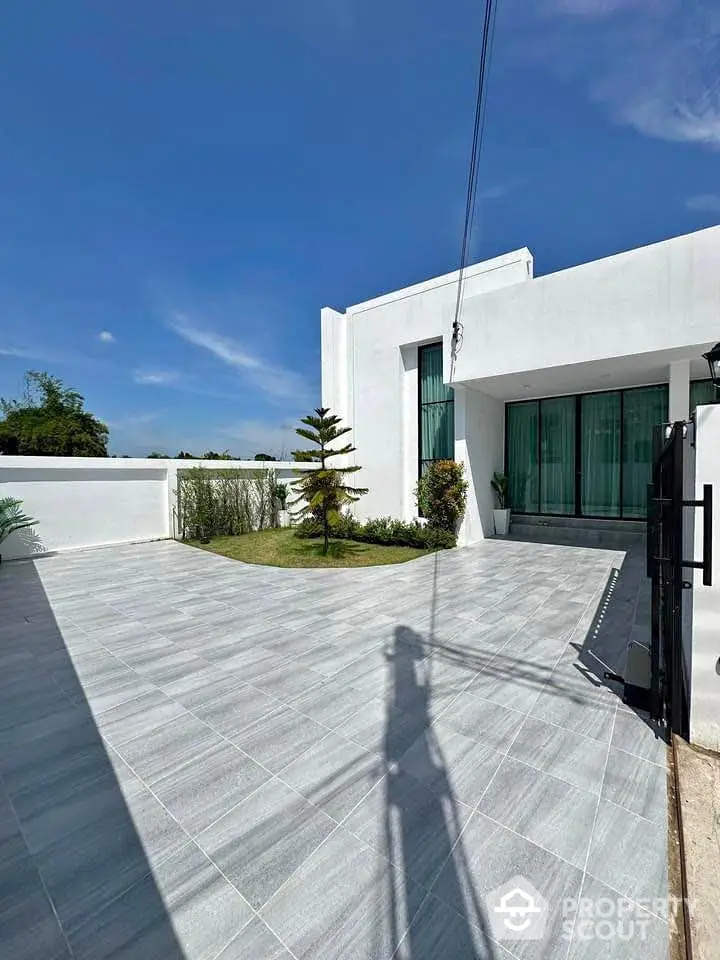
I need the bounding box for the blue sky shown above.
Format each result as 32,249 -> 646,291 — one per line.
1,0 -> 718,456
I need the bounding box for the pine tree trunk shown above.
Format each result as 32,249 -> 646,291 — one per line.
321,442 -> 328,555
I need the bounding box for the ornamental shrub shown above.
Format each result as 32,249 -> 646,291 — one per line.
293,514 -> 456,550
415,460 -> 468,533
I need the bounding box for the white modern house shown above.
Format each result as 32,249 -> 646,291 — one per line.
321,224 -> 720,546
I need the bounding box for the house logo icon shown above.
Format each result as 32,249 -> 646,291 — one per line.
486,875 -> 548,941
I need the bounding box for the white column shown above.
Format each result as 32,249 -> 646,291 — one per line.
454,385 -> 473,546
690,404 -> 720,750
669,359 -> 690,422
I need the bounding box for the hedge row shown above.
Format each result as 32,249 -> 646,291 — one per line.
294,514 -> 456,550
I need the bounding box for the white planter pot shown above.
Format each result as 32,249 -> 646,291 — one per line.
278,510 -> 291,528
493,509 -> 511,536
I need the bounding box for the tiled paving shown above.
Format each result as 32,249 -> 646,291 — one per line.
0,537 -> 669,959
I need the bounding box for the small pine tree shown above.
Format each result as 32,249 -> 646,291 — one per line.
290,407 -> 368,555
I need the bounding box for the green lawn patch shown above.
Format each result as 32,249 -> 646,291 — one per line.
187,527 -> 431,568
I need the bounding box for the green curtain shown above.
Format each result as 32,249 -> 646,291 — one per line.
419,344 -> 454,467
507,402 -> 539,512
581,392 -> 620,517
690,379 -> 718,413
420,344 -> 452,403
622,385 -> 668,519
540,396 -> 575,514
420,402 -> 454,466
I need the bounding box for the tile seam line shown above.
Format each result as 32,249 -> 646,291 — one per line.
254,757 -> 413,928
46,600 -> 631,767
561,698 -> 619,960
0,767 -> 76,959
69,618 -> 346,803
397,679 -> 544,957
61,622 -> 351,900
105,709 -> 338,843
424,639 -> 601,921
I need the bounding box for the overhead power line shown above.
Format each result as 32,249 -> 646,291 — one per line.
450,0 -> 499,376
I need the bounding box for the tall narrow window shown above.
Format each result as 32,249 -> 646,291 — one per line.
622,385 -> 668,518
507,401 -> 539,512
419,343 -> 454,474
581,392 -> 621,517
540,396 -> 575,514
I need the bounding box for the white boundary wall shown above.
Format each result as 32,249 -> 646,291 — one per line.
0,457 -> 314,561
690,404 -> 720,750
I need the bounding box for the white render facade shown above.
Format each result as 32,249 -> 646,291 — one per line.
321,224 -> 720,546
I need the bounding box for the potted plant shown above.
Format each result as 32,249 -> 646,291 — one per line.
273,482 -> 290,527
491,472 -> 511,536
0,497 -> 38,562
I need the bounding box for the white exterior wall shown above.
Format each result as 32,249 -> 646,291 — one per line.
321,225 -> 720,545
451,226 -> 720,387
321,250 -> 532,529
690,404 -> 720,751
0,458 -> 311,561
454,386 -> 505,543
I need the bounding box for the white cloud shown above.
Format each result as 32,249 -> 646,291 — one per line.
98,330 -> 115,343
686,194 -> 720,212
0,344 -> 78,364
107,412 -> 162,429
133,370 -> 180,386
169,314 -> 311,403
0,346 -> 37,359
478,184 -> 512,202
548,0 -> 654,16
518,0 -> 720,148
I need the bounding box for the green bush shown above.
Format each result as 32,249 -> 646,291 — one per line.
293,514 -> 455,550
177,467 -> 278,540
415,460 -> 468,532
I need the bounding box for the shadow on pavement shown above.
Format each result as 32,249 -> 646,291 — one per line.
0,559 -> 186,959
381,623 -> 497,959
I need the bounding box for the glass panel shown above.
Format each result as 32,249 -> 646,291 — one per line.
420,401 -> 454,461
690,379 -> 718,412
507,402 -> 539,512
540,397 -> 575,514
419,344 -> 452,403
622,386 -> 668,519
581,392 -> 620,517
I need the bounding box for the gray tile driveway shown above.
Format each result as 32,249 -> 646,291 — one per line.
0,537 -> 669,960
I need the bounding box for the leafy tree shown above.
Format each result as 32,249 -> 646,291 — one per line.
176,451 -> 196,459
202,450 -> 234,460
253,453 -> 277,461
146,451 -> 169,459
0,371 -> 109,457
290,407 -> 367,555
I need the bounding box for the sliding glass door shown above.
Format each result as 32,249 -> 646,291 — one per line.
507,384 -> 668,519
540,396 -> 575,514
622,386 -> 668,518
581,392 -> 621,517
507,402 -> 538,512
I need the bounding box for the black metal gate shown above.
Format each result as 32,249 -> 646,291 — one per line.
647,421 -> 713,737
